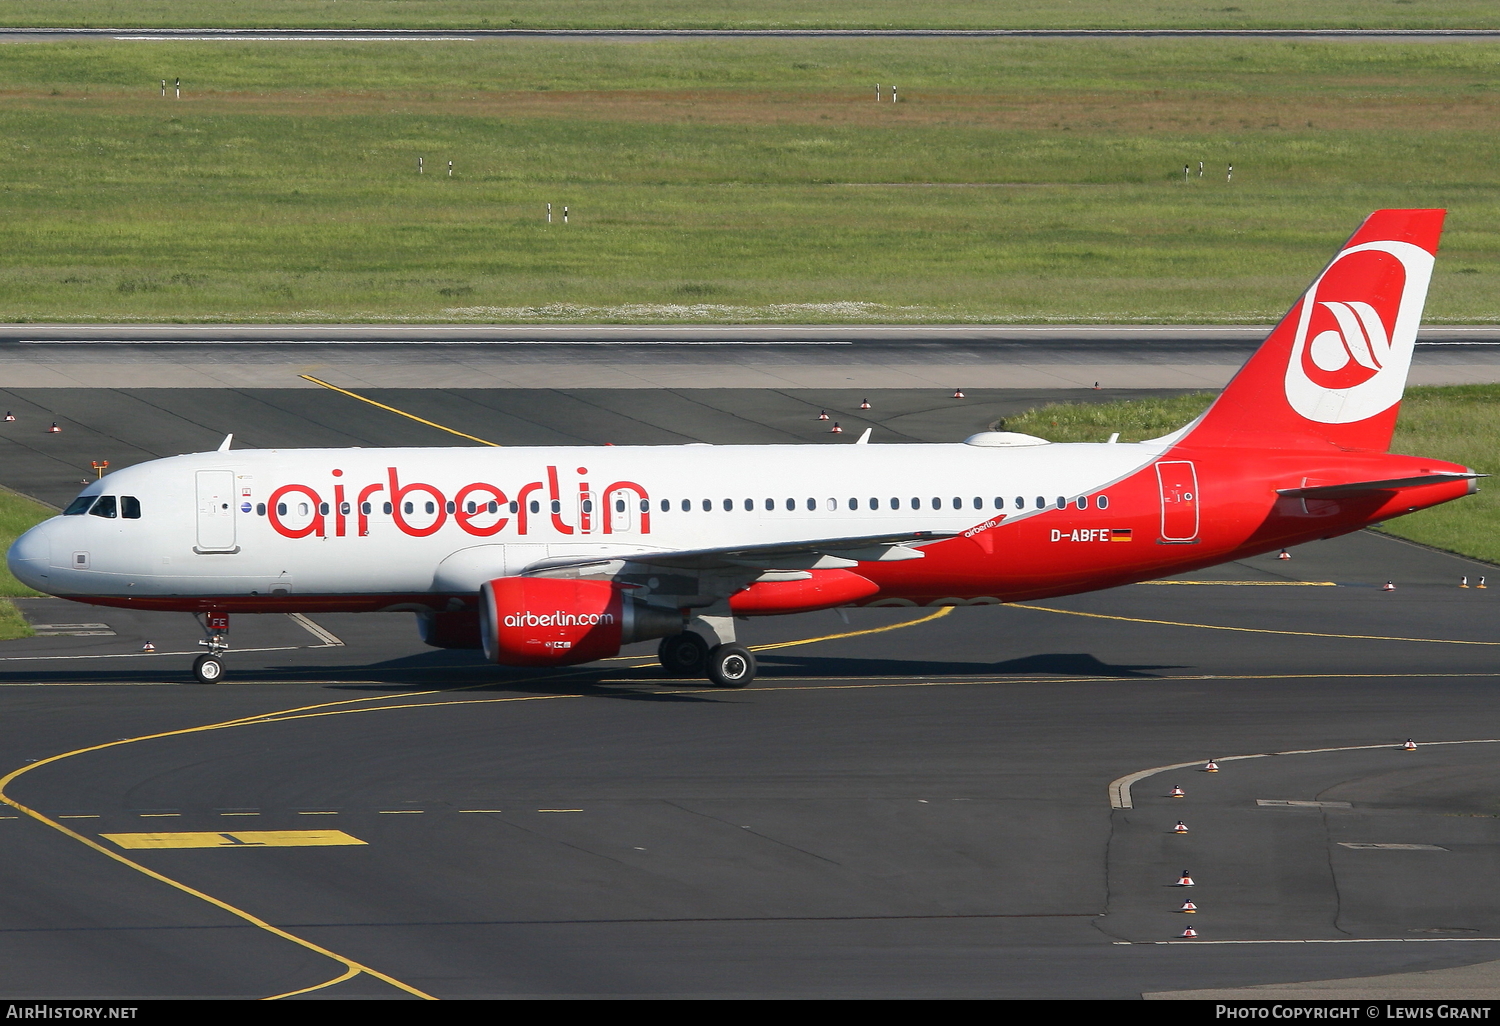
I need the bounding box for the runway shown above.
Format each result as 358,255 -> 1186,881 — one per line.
1,325 -> 1499,395
4,372 -> 1500,997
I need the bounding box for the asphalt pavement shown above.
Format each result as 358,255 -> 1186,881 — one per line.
3,370 -> 1500,997
4,533 -> 1500,997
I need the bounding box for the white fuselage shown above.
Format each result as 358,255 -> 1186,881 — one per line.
9,440 -> 1160,603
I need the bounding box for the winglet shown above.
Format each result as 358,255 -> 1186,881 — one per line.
855,428 -> 872,445
217,433 -> 233,452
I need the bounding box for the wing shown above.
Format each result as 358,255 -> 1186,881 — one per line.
523,529 -> 957,576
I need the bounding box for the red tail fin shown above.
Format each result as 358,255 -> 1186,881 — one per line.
1181,209 -> 1444,452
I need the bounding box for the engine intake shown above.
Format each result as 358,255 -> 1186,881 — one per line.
480,577 -> 684,666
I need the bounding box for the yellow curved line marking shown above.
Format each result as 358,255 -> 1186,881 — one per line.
0,767 -> 433,999
299,374 -> 500,447
596,607 -> 952,662
0,608 -> 951,997
1010,602 -> 1500,646
262,963 -> 362,1001
749,606 -> 953,652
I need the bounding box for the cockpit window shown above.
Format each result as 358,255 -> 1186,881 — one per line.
88,495 -> 117,519
120,496 -> 141,519
63,495 -> 95,516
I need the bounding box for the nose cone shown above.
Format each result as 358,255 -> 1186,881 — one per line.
7,521 -> 52,593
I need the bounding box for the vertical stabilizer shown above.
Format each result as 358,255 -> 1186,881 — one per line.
1180,209 -> 1444,452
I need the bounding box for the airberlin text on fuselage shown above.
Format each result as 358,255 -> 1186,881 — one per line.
266,466 -> 650,540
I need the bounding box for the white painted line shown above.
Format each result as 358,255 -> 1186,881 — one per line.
1109,738 -> 1500,808
18,339 -> 855,346
1127,937 -> 1500,945
1257,799 -> 1352,808
1340,842 -> 1446,851
287,613 -> 344,648
0,644 -> 306,662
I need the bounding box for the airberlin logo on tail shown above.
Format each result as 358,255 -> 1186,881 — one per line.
1284,240 -> 1435,425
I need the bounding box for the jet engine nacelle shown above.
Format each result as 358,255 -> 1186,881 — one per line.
480,577 -> 684,666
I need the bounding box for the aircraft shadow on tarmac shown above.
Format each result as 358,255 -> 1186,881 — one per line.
0,648 -> 1182,690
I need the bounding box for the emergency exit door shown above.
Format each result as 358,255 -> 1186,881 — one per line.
195,470 -> 238,552
1155,461 -> 1200,543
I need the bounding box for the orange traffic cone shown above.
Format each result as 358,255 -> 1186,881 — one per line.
1204,760 -> 1220,772
817,410 -> 829,421
1461,576 -> 1470,588
3,412 -> 14,422
830,422 -> 843,434
1176,870 -> 1195,887
1278,549 -> 1290,560
1180,926 -> 1198,938
47,422 -> 60,433
1480,576 -> 1489,589
1178,899 -> 1197,913
952,388 -> 965,399
859,398 -> 871,410
1169,785 -> 1185,798
141,642 -> 155,653
1403,739 -> 1417,752
1173,821 -> 1189,834
1382,581 -> 1396,592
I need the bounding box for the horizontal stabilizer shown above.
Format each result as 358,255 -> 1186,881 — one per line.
1276,472 -> 1482,499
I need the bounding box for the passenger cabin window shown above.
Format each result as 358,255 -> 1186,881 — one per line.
88,495 -> 117,519
1097,495 -> 1110,509
63,495 -> 94,516
121,496 -> 141,519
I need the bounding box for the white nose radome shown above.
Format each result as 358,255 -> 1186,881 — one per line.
7,521 -> 53,592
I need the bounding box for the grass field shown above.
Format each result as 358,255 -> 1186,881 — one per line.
1,37 -> 1498,323
0,489 -> 53,641
1006,386 -> 1500,565
3,1 -> 1498,31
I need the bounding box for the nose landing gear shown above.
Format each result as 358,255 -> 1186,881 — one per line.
193,610 -> 230,684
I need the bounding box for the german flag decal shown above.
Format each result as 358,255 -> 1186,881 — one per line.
1110,529 -> 1134,542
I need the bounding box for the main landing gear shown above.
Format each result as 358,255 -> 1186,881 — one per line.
192,610 -> 230,684
657,625 -> 757,688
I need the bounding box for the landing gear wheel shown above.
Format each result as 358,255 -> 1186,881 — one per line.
706,644 -> 756,688
192,654 -> 225,684
658,632 -> 708,677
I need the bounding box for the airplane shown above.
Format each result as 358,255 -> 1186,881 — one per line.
6,209 -> 1479,686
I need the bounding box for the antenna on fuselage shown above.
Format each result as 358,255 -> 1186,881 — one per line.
217,433 -> 233,452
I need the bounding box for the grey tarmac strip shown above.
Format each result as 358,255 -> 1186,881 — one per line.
4,28 -> 1500,41
1,324 -> 1498,389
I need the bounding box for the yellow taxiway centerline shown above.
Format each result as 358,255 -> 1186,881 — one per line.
299,374 -> 500,447
0,607 -> 952,999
